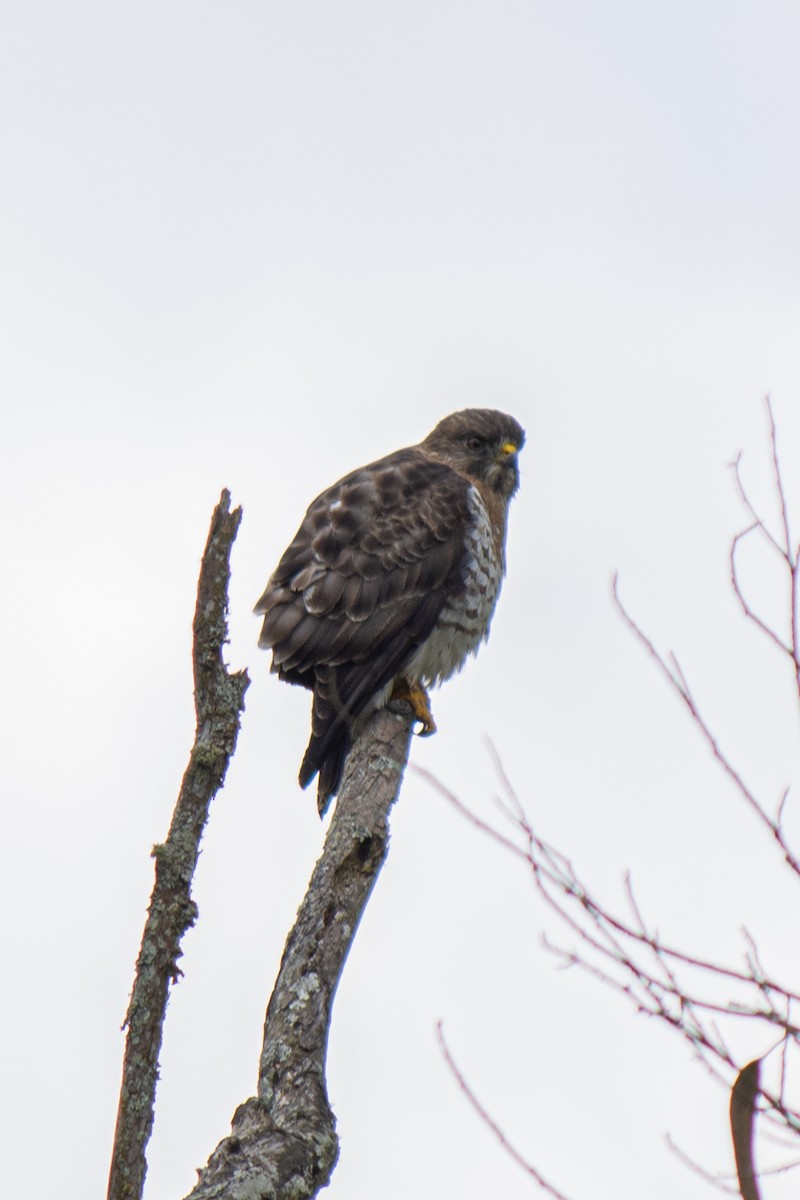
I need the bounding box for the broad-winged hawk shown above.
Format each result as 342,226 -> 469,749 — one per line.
255,408 -> 524,813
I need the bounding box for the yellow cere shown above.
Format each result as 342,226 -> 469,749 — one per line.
500,442 -> 518,455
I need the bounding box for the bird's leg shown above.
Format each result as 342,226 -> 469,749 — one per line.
390,677 -> 437,736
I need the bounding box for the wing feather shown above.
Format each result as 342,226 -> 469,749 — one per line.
255,447 -> 472,799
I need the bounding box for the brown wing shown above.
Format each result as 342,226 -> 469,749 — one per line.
254,447 -> 471,802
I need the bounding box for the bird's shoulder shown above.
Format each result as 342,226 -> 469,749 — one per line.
269,447 -> 473,587
254,446 -> 478,662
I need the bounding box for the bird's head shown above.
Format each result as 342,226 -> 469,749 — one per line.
422,408 -> 525,498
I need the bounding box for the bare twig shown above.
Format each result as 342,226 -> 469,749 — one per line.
765,395 -> 795,575
107,490 -> 250,1200
664,1134 -> 740,1195
729,397 -> 800,702
436,1023 -> 577,1200
729,520 -> 792,658
425,758 -> 800,1144
765,394 -> 800,702
421,768 -> 800,1007
612,576 -> 800,878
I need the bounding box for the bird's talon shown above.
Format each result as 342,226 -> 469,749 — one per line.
391,678 -> 437,737
414,716 -> 437,738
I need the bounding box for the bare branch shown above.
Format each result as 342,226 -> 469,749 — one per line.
766,395 -> 800,703
424,767 -> 800,1006
729,451 -> 785,561
412,763 -> 531,864
425,756 -> 800,1149
436,1023 -> 577,1200
729,399 -> 800,702
730,524 -> 793,657
613,576 -> 800,878
108,490 -> 250,1200
765,395 -> 794,570
184,703 -> 415,1200
664,1134 -> 741,1196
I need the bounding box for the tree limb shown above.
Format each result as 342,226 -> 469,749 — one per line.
184,702 -> 414,1200
107,489 -> 250,1200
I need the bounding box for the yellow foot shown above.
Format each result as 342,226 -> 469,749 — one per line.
390,678 -> 437,736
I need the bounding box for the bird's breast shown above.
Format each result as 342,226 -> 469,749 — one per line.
407,486 -> 505,685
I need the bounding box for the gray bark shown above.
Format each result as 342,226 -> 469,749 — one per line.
184,703 -> 414,1200
107,490 -> 250,1200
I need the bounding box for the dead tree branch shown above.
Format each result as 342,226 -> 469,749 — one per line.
184,702 -> 414,1200
108,489 -> 250,1200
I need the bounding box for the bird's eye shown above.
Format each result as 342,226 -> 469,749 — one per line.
465,435 -> 484,451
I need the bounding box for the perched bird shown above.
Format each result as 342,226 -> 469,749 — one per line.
255,408 -> 525,814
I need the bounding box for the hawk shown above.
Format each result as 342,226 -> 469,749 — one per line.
255,408 -> 524,814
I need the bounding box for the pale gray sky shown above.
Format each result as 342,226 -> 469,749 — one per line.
2,3 -> 800,1198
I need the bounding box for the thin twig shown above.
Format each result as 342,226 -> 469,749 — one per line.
612,576 -> 800,878
729,451 -> 785,560
436,1023 -> 577,1200
730,398 -> 800,703
730,524 -> 792,657
765,395 -> 794,571
425,760 -> 800,1140
664,1133 -> 740,1196
765,394 -> 800,701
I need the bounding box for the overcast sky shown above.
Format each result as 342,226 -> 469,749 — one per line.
3,3 -> 800,1198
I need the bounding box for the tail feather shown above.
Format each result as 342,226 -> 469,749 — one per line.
299,668 -> 354,816
300,730 -> 351,817
298,643 -> 412,815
